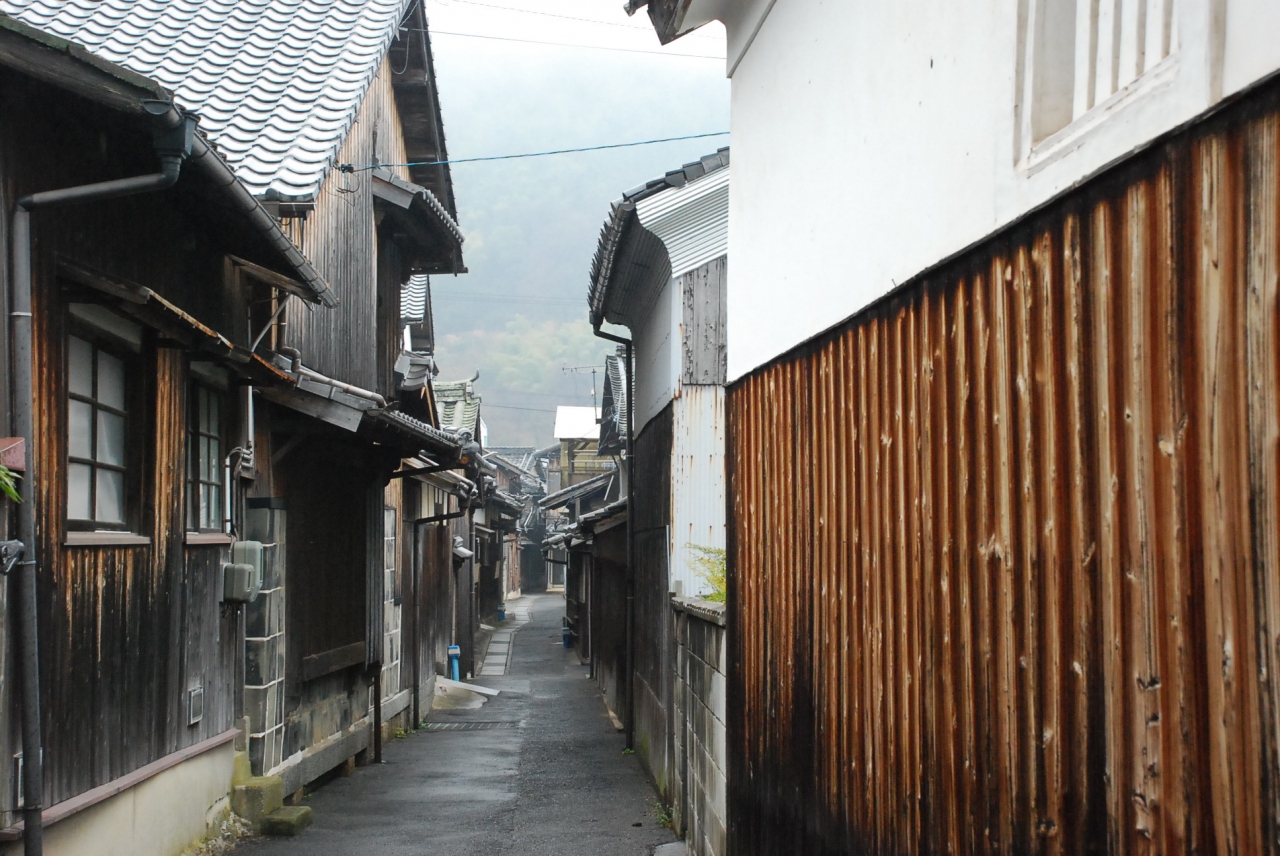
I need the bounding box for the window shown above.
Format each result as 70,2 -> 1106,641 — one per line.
1022,0 -> 1177,152
187,385 -> 225,532
385,506 -> 399,605
67,335 -> 130,529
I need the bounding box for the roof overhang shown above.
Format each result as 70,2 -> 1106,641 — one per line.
0,13 -> 336,307
372,168 -> 465,275
588,149 -> 729,329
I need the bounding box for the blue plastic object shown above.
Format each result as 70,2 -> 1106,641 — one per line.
497,603 -> 506,621
447,644 -> 461,681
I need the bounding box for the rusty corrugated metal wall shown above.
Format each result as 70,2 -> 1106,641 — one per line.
726,86 -> 1280,856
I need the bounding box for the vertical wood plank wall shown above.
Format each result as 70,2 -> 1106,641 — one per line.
281,59 -> 409,392
726,90 -> 1280,856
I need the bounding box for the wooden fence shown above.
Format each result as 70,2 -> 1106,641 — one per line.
727,84 -> 1280,856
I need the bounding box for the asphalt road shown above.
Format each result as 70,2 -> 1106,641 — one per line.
236,592 -> 674,856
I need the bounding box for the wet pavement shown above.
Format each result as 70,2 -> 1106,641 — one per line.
236,592 -> 675,856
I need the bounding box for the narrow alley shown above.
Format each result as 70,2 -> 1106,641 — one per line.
237,594 -> 675,856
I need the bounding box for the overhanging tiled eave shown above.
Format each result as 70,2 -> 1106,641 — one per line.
372,167 -> 465,275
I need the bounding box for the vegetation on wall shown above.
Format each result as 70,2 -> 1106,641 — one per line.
687,544 -> 726,603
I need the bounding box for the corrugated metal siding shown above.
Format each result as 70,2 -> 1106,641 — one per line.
635,166 -> 729,280
726,88 -> 1280,856
671,386 -> 726,597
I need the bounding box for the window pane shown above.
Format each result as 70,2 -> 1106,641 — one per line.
67,463 -> 92,519
97,411 -> 125,466
204,485 -> 221,530
68,337 -> 93,397
97,351 -> 125,410
96,469 -> 125,524
68,400 -> 93,459
208,437 -> 222,482
207,391 -> 220,434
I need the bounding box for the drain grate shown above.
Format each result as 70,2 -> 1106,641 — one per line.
423,720 -> 522,732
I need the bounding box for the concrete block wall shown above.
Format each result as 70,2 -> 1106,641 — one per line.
244,506 -> 287,776
672,598 -> 727,856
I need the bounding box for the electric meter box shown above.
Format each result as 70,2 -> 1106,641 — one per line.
222,540 -> 263,603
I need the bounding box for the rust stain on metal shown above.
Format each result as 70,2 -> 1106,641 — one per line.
725,88 -> 1280,855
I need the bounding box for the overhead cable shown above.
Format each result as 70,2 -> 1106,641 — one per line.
339,131 -> 728,172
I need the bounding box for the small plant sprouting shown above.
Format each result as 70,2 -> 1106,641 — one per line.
0,464 -> 21,504
654,800 -> 674,829
622,748 -> 635,755
686,543 -> 726,603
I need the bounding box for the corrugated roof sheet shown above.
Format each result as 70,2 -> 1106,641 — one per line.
634,163 -> 728,279
0,0 -> 411,199
588,148 -> 729,328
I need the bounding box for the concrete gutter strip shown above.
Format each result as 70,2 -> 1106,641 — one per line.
0,728 -> 240,840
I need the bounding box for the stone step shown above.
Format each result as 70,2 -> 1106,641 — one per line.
260,805 -> 313,837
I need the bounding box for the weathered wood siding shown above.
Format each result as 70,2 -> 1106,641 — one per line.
726,84 -> 1280,855
31,317 -> 239,807
682,256 -> 727,386
282,59 -> 410,393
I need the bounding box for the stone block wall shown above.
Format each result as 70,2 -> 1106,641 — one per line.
245,505 -> 287,776
671,597 -> 727,856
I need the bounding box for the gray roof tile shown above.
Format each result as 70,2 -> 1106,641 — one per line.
0,0 -> 410,198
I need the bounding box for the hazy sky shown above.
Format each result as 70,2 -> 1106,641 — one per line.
420,0 -> 730,446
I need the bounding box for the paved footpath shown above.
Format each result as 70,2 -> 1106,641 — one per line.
237,592 -> 675,856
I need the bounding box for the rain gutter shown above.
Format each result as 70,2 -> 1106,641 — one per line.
9,105 -> 198,856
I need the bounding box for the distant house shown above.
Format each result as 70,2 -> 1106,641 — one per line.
550,405 -> 610,491
630,2 -> 1280,854
0,2 -> 473,853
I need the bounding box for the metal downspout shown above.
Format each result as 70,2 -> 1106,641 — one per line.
10,122 -> 191,855
593,326 -> 634,750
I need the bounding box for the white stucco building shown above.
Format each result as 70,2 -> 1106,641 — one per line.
633,0 -> 1280,378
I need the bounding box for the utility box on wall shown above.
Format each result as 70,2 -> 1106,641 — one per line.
223,540 -> 263,602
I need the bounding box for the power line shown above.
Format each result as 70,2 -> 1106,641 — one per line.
421,29 -> 725,60
428,0 -> 721,40
340,130 -> 728,171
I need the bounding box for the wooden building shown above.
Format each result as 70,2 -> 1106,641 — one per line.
0,3 -> 473,854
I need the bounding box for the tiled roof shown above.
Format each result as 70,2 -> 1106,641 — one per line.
0,0 -> 410,198
394,350 -> 435,391
402,274 -> 429,323
434,378 -> 481,436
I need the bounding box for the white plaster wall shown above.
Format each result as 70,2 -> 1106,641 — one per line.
669,387 -> 726,598
0,743 -> 236,856
718,0 -> 1280,379
632,274 -> 682,433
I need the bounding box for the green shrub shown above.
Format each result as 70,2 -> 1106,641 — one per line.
686,544 -> 726,603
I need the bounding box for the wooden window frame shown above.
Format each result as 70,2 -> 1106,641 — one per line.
186,382 -> 227,534
65,329 -> 140,533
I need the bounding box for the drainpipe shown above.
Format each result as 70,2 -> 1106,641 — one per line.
593,326 -> 634,750
10,106 -> 197,856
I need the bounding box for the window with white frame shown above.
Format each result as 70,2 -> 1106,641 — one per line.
187,384 -> 225,532
66,334 -> 131,529
1024,0 -> 1177,151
